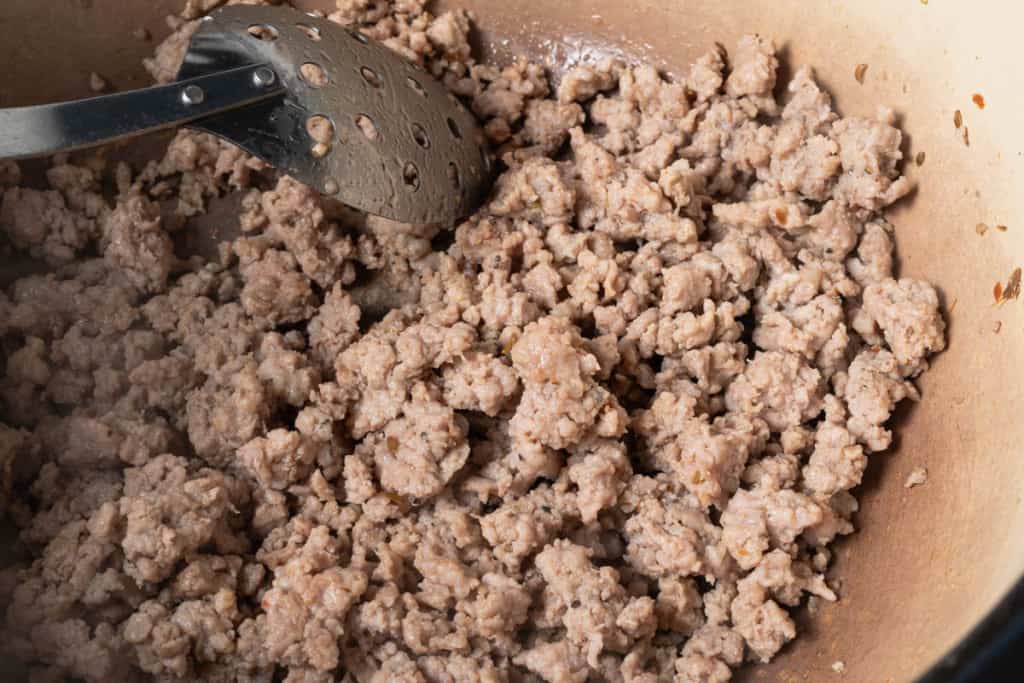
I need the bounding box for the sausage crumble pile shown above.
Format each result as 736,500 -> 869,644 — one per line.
0,1 -> 945,681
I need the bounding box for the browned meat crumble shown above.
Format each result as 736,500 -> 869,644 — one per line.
0,2 -> 944,681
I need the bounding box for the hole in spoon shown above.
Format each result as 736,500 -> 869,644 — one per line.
447,117 -> 462,140
247,24 -> 278,41
360,66 -> 382,88
403,162 -> 421,191
300,62 -> 328,88
355,115 -> 378,141
307,115 -> 334,143
447,162 -> 462,190
350,30 -> 369,44
306,115 -> 335,157
411,123 -> 430,149
296,23 -> 321,41
407,77 -> 427,97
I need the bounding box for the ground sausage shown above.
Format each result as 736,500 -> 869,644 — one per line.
0,5 -> 943,682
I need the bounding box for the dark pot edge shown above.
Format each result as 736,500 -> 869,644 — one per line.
918,571 -> 1024,682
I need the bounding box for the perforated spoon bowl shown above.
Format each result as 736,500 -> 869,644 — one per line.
0,5 -> 492,224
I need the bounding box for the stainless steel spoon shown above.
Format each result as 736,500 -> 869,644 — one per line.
0,5 -> 492,225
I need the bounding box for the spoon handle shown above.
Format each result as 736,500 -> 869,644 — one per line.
0,63 -> 284,160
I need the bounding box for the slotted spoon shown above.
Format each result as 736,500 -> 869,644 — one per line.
0,4 -> 492,224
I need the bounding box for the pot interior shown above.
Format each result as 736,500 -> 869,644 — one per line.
2,1 -> 1023,681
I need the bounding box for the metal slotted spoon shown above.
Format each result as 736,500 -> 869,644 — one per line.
0,5 -> 492,224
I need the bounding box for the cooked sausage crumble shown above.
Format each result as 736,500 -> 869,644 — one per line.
0,2 -> 944,681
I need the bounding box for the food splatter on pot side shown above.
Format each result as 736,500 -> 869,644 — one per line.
0,1 -> 945,681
